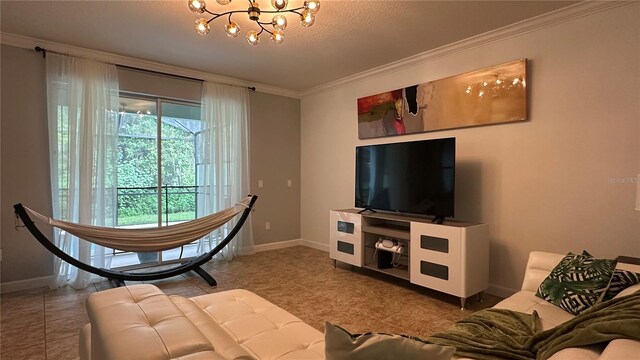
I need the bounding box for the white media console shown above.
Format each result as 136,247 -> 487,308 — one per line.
329,209 -> 489,310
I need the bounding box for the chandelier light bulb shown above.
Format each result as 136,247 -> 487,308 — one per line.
246,30 -> 260,45
216,0 -> 232,4
195,18 -> 210,35
188,0 -> 206,14
300,9 -> 315,27
224,21 -> 240,37
271,0 -> 288,10
271,30 -> 285,45
272,14 -> 287,31
304,0 -> 320,14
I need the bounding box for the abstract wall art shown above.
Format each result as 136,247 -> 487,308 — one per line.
357,59 -> 528,139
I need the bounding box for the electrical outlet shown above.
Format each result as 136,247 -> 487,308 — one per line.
265,221 -> 271,230
258,180 -> 263,188
287,179 -> 292,187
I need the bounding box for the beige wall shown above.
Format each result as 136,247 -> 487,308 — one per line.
300,4 -> 640,295
249,91 -> 301,245
0,45 -> 301,285
1,45 -> 53,283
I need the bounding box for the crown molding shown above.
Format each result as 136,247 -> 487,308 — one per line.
0,32 -> 302,99
2,1 -> 629,99
300,1 -> 631,97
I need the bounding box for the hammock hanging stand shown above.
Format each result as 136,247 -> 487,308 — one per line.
14,195 -> 257,287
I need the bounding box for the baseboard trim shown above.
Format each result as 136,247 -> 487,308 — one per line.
1,240 -> 323,293
251,238 -> 329,253
300,239 -> 329,252
486,283 -> 518,299
253,239 -> 304,253
0,275 -> 53,294
1,251 -> 517,299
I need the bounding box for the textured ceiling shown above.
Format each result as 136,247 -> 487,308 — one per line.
0,1 -> 576,92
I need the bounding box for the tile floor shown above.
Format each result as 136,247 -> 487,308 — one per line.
0,246 -> 501,359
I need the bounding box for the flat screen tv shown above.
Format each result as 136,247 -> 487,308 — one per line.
355,137 -> 455,220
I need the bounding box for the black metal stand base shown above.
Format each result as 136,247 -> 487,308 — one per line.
193,266 -> 217,286
13,195 -> 257,290
357,207 -> 377,214
110,279 -> 125,288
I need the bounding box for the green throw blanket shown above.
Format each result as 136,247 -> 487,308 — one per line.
426,290 -> 640,360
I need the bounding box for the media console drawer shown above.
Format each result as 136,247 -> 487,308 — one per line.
329,211 -> 362,267
410,222 -> 462,296
410,222 -> 488,301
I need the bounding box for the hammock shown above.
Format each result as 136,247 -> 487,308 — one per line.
14,195 -> 258,287
23,196 -> 252,252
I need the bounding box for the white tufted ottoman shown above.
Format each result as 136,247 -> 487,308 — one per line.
80,285 -> 325,360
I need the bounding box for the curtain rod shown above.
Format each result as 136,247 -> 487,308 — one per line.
34,46 -> 256,91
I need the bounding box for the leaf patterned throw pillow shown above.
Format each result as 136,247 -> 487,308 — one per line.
581,250 -> 640,301
535,252 -> 617,315
602,269 -> 640,301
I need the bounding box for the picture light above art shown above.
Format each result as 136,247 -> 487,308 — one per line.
357,59 -> 528,139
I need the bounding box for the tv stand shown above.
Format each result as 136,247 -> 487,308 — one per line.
357,207 -> 377,214
329,209 -> 488,310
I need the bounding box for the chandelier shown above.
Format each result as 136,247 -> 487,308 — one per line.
188,0 -> 320,46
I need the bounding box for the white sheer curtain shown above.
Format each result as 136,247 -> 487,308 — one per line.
196,82 -> 253,259
46,53 -> 119,289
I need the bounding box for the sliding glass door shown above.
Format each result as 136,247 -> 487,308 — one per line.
112,95 -> 202,269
